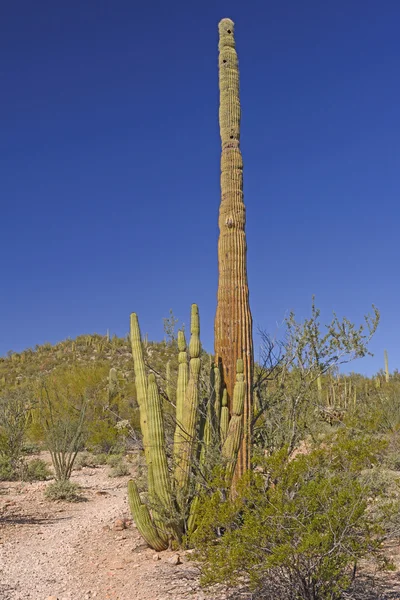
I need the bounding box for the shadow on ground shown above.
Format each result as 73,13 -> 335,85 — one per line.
0,512 -> 72,526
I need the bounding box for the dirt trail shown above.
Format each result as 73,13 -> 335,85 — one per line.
0,459 -> 234,600
2,457 -> 400,600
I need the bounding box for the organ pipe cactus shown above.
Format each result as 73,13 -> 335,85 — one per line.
127,305 -> 246,550
174,305 -> 201,500
214,18 -> 254,482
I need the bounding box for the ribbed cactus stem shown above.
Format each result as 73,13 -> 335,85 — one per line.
222,359 -> 245,483
384,349 -> 389,383
147,374 -> 171,508
220,389 -> 229,442
130,313 -> 154,501
214,18 -> 254,481
317,374 -> 322,402
147,373 -> 179,542
108,367 -> 118,403
127,480 -> 167,551
212,364 -> 222,431
166,360 -> 173,401
174,305 -> 201,501
173,330 -> 189,471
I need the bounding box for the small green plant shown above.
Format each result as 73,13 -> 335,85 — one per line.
75,451 -> 98,469
0,388 -> 33,470
21,442 -> 41,455
93,452 -> 108,465
44,480 -> 82,502
106,453 -> 124,467
22,458 -> 52,481
108,459 -> 130,477
0,456 -> 18,481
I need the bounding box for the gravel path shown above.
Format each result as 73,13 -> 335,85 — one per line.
0,458 -> 236,600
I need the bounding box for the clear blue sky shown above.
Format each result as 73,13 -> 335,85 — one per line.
1,0 -> 399,375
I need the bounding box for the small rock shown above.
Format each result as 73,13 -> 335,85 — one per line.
114,519 -> 125,531
152,553 -> 161,561
167,553 -> 182,566
45,596 -> 59,600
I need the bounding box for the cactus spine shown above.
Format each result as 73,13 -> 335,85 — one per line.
214,18 -> 254,480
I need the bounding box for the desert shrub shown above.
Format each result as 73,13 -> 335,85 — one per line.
75,451 -> 98,469
0,456 -> 18,481
92,452 -> 108,465
0,388 -> 33,469
108,457 -> 130,477
37,365 -> 107,481
191,436 -> 393,600
22,458 -> 52,481
21,442 -> 42,455
86,419 -> 119,453
44,480 -> 82,502
106,453 -> 124,467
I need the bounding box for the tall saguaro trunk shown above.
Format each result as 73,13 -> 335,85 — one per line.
214,18 -> 254,480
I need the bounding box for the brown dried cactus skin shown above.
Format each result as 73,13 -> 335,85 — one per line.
214,18 -> 254,478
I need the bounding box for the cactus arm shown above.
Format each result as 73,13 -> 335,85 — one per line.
173,330 -> 189,474
222,359 -> 245,484
147,374 -> 171,509
127,480 -> 168,551
220,388 -> 229,442
166,360 -> 173,401
174,305 -> 201,501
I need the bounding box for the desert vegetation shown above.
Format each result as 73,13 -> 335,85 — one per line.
2,16 -> 400,600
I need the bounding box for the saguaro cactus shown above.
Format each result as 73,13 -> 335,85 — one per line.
384,349 -> 389,383
214,18 -> 254,478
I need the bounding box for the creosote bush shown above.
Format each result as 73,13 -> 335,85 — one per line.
108,459 -> 130,478
44,480 -> 82,502
190,433 -> 395,600
22,458 -> 52,481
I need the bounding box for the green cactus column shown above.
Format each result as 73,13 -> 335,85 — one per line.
214,18 -> 254,481
384,349 -> 389,383
174,305 -> 201,503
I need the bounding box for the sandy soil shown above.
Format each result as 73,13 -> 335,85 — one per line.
1,455 -> 400,600
0,456 -> 238,600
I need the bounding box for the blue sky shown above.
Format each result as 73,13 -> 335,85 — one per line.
1,0 -> 399,375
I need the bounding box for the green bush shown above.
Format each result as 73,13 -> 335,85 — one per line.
75,451 -> 99,469
21,442 -> 42,455
23,458 -> 52,481
86,419 -> 119,453
0,456 -> 18,481
44,480 -> 82,502
108,458 -> 130,477
191,437 -> 393,600
93,452 -> 108,465
106,453 -> 124,467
